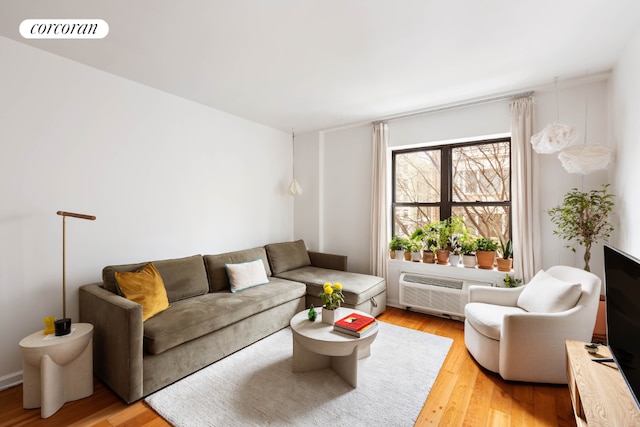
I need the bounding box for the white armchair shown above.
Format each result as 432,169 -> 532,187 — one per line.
464,265 -> 601,384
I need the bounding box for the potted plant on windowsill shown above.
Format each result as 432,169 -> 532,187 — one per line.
459,235 -> 478,268
497,238 -> 513,272
411,226 -> 437,263
476,237 -> 498,270
448,234 -> 462,267
407,240 -> 423,262
388,236 -> 405,260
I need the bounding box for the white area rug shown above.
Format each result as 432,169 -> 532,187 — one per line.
146,321 -> 452,427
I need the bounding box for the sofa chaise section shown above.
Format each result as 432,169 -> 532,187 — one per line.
265,240 -> 387,317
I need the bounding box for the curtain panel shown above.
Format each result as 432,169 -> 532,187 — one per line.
370,122 -> 389,278
509,95 -> 541,282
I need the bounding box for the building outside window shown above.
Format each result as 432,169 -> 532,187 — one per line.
392,136 -> 511,243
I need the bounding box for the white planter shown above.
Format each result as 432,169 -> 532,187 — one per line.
395,250 -> 405,260
411,251 -> 422,262
462,254 -> 477,268
449,254 -> 461,266
321,307 -> 341,325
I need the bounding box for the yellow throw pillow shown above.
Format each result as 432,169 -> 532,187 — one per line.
115,262 -> 170,321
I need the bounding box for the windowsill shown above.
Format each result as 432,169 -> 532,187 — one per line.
387,258 -> 508,285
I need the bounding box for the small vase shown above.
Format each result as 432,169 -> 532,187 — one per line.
322,307 -> 340,325
395,250 -> 405,260
42,316 -> 55,335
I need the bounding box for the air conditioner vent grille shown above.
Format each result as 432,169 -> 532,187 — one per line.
402,274 -> 463,290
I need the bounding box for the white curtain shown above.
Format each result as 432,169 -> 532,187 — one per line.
370,122 -> 388,278
510,95 -> 541,282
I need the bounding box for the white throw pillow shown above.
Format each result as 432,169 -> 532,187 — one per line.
517,270 -> 582,313
225,259 -> 269,293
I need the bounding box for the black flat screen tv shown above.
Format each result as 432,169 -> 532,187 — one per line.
603,244 -> 640,411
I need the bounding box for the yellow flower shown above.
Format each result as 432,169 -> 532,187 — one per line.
325,287 -> 334,295
323,282 -> 332,290
333,282 -> 342,290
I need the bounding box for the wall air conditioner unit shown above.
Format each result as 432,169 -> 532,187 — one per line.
399,272 -> 493,320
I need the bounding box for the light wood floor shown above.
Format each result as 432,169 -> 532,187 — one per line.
0,307 -> 576,427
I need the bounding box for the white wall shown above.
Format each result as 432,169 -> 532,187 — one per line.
295,78 -> 612,280
611,28 -> 640,259
0,36 -> 293,387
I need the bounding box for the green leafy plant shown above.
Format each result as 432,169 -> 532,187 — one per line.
503,274 -> 522,288
411,225 -> 437,253
319,282 -> 344,310
547,184 -> 615,271
388,236 -> 406,251
459,235 -> 478,255
476,237 -> 498,252
499,238 -> 513,259
406,240 -> 423,253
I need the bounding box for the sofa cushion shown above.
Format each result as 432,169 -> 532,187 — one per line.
517,270 -> 582,313
265,240 -> 311,275
274,266 -> 385,306
115,263 -> 170,321
464,302 -> 525,340
142,277 -> 306,355
226,259 -> 270,293
204,247 -> 272,293
103,255 -> 208,303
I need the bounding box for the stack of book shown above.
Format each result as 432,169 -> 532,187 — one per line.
333,312 -> 378,337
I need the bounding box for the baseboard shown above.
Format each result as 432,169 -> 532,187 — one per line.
0,371 -> 22,391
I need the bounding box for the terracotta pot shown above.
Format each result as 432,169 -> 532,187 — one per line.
403,251 -> 412,261
422,251 -> 436,263
436,249 -> 450,265
476,250 -> 496,270
390,250 -> 397,259
497,257 -> 513,272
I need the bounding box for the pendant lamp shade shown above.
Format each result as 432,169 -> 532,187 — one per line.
531,123 -> 579,154
557,144 -> 612,175
287,130 -> 302,196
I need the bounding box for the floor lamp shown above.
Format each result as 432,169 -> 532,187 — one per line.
55,211 -> 96,336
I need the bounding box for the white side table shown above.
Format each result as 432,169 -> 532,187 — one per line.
289,309 -> 378,387
19,322 -> 93,418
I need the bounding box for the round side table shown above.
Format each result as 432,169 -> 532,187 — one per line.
289,308 -> 378,387
19,322 -> 93,418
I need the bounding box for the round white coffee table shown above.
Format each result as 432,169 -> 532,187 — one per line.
19,323 -> 93,418
289,308 -> 378,387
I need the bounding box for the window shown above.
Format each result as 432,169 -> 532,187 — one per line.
392,136 -> 511,242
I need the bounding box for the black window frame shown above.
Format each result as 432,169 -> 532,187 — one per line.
391,136 -> 512,239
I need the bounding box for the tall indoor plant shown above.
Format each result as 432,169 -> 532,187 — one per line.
547,184 -> 615,272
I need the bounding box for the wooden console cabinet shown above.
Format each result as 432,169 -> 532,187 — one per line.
565,339 -> 640,426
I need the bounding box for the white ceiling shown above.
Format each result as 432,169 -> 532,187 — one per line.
1,1 -> 639,133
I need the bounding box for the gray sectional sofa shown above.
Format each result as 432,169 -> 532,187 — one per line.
79,240 -> 386,403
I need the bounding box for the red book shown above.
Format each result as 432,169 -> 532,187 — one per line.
335,312 -> 375,332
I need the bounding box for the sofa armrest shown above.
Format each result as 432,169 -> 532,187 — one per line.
468,285 -> 523,306
308,251 -> 347,271
79,283 -> 144,403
